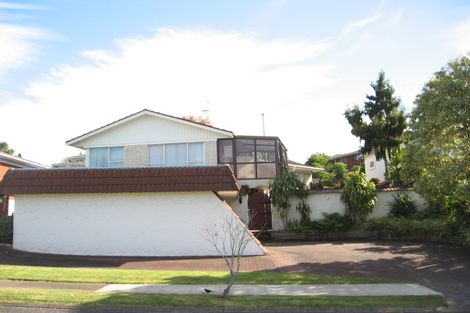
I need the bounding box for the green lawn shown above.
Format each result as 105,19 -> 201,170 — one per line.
0,265 -> 400,284
0,288 -> 447,309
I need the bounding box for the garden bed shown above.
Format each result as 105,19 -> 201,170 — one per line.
272,230 -> 377,241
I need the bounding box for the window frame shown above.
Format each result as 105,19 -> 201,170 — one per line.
217,137 -> 285,180
89,146 -> 124,168
148,142 -> 205,167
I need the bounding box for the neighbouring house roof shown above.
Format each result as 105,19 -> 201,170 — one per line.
0,152 -> 49,169
331,150 -> 362,161
288,160 -> 323,173
66,109 -> 234,147
0,165 -> 239,195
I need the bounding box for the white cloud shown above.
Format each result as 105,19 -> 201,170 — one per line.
0,2 -> 51,79
451,18 -> 470,55
1,28 -> 342,165
0,24 -> 50,77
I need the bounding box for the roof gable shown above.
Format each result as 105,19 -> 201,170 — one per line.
67,109 -> 234,149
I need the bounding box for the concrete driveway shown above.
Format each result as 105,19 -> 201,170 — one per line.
1,241 -> 469,309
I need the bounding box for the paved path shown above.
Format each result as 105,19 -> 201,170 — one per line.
0,279 -> 439,297
97,283 -> 440,296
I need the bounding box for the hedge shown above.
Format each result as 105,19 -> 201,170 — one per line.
366,217 -> 453,239
0,215 -> 13,244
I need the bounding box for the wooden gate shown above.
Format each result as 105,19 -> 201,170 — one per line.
248,191 -> 272,230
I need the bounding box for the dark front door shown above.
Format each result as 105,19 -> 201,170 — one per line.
248,191 -> 272,230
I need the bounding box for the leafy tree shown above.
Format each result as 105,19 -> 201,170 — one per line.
403,55 -> 470,225
345,71 -> 406,162
306,154 -> 348,188
341,170 -> 377,225
306,153 -> 331,168
0,142 -> 14,155
386,147 -> 405,186
181,115 -> 212,126
326,162 -> 348,188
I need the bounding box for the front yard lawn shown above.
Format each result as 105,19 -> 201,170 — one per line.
0,265 -> 400,284
0,288 -> 447,310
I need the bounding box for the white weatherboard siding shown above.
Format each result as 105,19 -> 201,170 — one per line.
77,114 -> 231,148
364,152 -> 387,182
13,192 -> 263,256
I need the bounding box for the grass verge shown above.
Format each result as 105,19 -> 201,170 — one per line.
0,288 -> 447,309
0,265 -> 400,284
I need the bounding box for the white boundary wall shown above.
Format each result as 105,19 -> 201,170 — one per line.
272,190 -> 426,231
13,192 -> 264,256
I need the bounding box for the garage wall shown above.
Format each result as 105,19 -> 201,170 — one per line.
13,192 -> 264,256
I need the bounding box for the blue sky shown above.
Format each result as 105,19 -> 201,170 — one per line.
1,0 -> 469,165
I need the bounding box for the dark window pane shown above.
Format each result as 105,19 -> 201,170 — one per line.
218,139 -> 233,163
257,163 -> 277,178
237,163 -> 256,179
236,139 -> 255,163
256,139 -> 275,162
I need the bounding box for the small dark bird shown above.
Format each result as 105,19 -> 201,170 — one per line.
204,288 -> 213,294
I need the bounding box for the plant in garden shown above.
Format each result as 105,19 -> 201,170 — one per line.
270,170 -> 309,229
341,170 -> 377,225
388,192 -> 418,218
403,55 -> 470,227
199,217 -> 254,297
315,213 -> 352,232
345,71 -> 406,163
366,217 -> 453,239
386,148 -> 406,186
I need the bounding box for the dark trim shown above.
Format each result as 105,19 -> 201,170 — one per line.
212,191 -> 224,201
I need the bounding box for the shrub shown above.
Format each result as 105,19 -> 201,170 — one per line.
287,213 -> 352,233
366,217 -> 453,239
287,219 -> 310,233
388,192 -> 418,218
315,213 -> 352,232
341,170 -> 377,225
0,215 -> 13,243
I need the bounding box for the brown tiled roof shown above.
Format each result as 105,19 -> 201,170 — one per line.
0,166 -> 239,195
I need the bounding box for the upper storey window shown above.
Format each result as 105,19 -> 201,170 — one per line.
89,147 -> 124,168
149,142 -> 204,167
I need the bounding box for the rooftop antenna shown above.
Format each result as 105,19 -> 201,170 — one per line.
262,113 -> 265,136
203,100 -> 210,118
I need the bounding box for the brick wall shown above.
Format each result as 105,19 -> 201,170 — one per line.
204,141 -> 218,166
124,145 -> 149,167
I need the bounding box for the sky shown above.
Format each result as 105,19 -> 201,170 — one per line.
0,0 -> 469,165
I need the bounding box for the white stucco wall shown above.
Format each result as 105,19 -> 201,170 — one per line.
13,192 -> 264,256
226,195 -> 249,225
271,190 -> 426,231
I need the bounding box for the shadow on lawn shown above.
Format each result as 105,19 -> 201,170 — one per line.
0,245 -> 225,268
